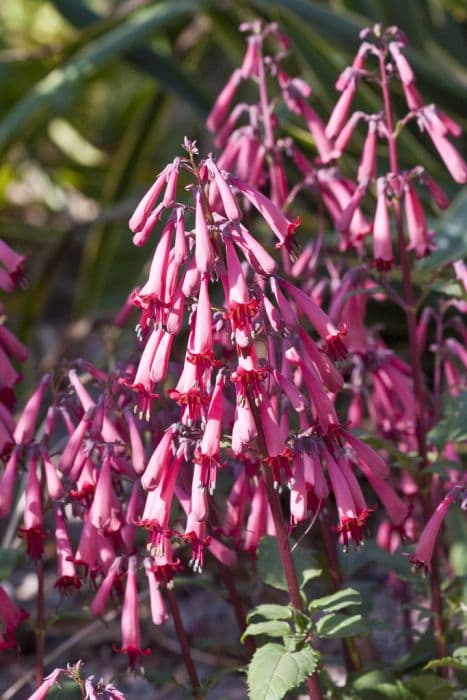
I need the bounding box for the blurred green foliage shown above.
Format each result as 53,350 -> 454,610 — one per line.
0,0 -> 465,376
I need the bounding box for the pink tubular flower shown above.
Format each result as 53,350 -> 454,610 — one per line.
194,187 -> 215,275
91,557 -> 123,617
89,451 -> 114,530
325,73 -> 357,140
115,556 -> 150,669
410,487 -> 461,572
230,177 -> 300,250
0,584 -> 28,650
141,424 -> 177,491
206,157 -> 241,220
207,69 -> 242,131
13,374 -> 50,445
388,42 -> 414,85
0,445 -> 20,517
280,279 -> 347,360
54,506 -> 81,594
373,177 -> 393,270
0,239 -> 27,289
25,668 -> 65,700
357,120 -> 377,183
404,183 -> 434,257
144,558 -> 168,624
18,449 -> 47,560
129,165 -> 170,234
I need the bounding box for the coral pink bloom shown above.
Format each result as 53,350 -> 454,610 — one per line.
13,374 -> 50,445
0,584 -> 28,650
224,236 -> 258,347
290,454 -> 307,524
280,279 -> 347,360
0,446 -> 20,517
68,370 -> 123,445
410,487 -> 460,572
25,668 -> 65,700
124,409 -> 146,475
404,183 -> 434,257
144,558 -> 168,625
0,323 -> 28,362
115,556 -> 150,669
141,455 -> 182,558
427,130 -> 467,184
18,450 -> 46,560
326,74 -> 357,140
342,430 -> 389,478
129,164 -> 170,234
141,425 -> 177,491
41,449 -> 63,502
194,187 -> 215,275
231,400 -> 257,454
162,157 -> 180,207
89,452 -> 114,530
229,221 -> 277,275
298,328 -> 343,393
388,42 -> 414,85
73,512 -> 99,575
0,239 -> 27,287
423,174 -> 450,210
244,478 -> 267,553
54,506 -> 81,594
357,120 -> 377,183
199,372 -> 224,458
207,68 -> 242,131
373,178 -> 393,270
139,216 -> 174,303
189,275 -> 213,361
59,408 -> 94,475
323,447 -> 369,550
240,34 -> 260,78
206,157 -> 241,220
91,557 -> 123,617
230,177 -> 300,250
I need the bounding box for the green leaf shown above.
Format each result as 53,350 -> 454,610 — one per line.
0,548 -> 22,580
309,587 -> 362,613
51,0 -> 211,113
247,604 -> 293,622
428,391 -> 467,446
417,189 -> 467,274
406,674 -> 455,700
0,1 -> 199,151
241,621 -> 291,643
315,612 -> 367,639
424,655 -> 467,672
247,642 -> 318,700
257,535 -> 322,592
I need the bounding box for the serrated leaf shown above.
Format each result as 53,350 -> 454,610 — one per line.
247,642 -> 318,700
428,391 -> 467,446
0,548 -> 22,580
247,604 -> 293,622
309,587 -> 362,613
257,535 -> 322,592
315,612 -> 367,639
241,621 -> 291,643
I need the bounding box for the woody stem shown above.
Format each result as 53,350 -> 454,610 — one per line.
247,391 -> 323,700
165,584 -> 203,698
35,559 -> 45,687
379,51 -> 446,666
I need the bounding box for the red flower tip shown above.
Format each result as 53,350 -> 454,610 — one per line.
18,525 -> 48,560
113,644 -> 151,670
